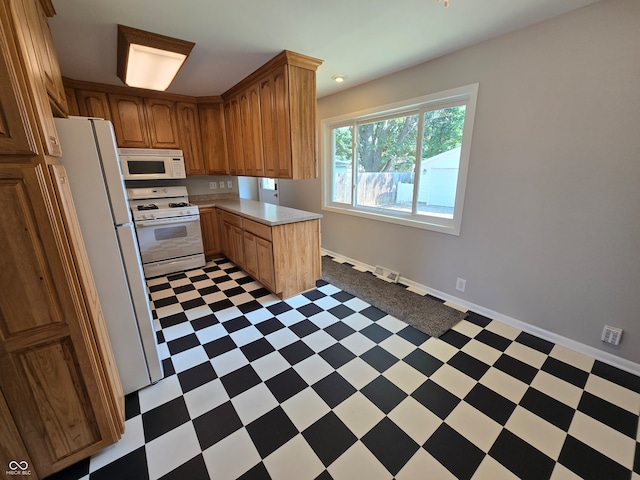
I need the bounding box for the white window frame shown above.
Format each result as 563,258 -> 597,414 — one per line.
321,83 -> 478,236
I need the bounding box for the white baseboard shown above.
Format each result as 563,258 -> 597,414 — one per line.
321,248 -> 640,377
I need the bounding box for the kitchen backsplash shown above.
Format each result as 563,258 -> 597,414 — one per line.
184,176 -> 238,195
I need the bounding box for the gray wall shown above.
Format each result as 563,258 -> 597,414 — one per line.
280,0 -> 640,365
184,175 -> 239,196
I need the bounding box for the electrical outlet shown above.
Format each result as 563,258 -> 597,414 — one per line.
601,325 -> 623,345
209,182 -> 217,190
456,277 -> 466,292
227,180 -> 233,189
219,181 -> 225,189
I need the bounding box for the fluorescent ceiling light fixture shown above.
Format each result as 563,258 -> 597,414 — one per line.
117,25 -> 195,91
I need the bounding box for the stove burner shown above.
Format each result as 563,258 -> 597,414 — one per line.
168,202 -> 190,208
137,204 -> 158,211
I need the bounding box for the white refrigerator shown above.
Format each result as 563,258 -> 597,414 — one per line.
54,116 -> 163,394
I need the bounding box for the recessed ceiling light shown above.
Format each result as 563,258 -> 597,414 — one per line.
332,74 -> 347,83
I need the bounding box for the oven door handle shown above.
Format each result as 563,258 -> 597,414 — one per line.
135,215 -> 200,227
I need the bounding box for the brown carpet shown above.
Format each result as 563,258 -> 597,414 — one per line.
321,256 -> 467,338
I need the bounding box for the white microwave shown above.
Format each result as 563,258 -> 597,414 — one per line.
119,148 -> 186,180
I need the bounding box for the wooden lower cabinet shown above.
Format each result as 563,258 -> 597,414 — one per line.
243,231 -> 276,293
229,225 -> 245,267
256,236 -> 276,292
0,163 -> 124,478
0,388 -> 34,478
243,231 -> 259,279
1,2 -> 123,477
218,208 -> 320,299
199,207 -> 221,259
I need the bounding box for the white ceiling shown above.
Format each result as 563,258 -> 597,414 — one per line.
49,0 -> 598,98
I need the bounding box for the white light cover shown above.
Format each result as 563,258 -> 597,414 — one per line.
125,44 -> 187,91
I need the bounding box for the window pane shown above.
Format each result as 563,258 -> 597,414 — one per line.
355,115 -> 419,213
261,178 -> 276,190
417,106 -> 466,219
331,126 -> 353,204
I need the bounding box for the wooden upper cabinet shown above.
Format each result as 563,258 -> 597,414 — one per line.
198,101 -> 228,175
62,81 -> 230,173
177,101 -> 205,175
0,2 -> 39,156
59,50 -> 322,180
260,67 -> 292,179
64,85 -> 79,116
75,89 -> 112,121
240,84 -> 264,177
224,95 -> 244,175
145,97 -> 180,149
223,50 -> 322,180
30,0 -> 67,116
286,62 -> 319,179
3,0 -> 61,156
108,93 -> 150,148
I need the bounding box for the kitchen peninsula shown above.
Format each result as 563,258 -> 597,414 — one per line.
193,197 -> 322,299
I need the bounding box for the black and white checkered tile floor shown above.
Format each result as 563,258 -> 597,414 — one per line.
47,258 -> 640,480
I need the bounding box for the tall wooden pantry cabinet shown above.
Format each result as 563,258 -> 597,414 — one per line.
0,1 -> 124,478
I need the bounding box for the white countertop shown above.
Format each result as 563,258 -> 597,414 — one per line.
193,198 -> 322,226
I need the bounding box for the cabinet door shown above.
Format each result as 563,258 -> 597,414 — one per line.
260,69 -> 292,178
145,98 -> 180,149
243,231 -> 259,278
64,86 -> 79,116
0,3 -> 39,156
256,237 -> 275,292
287,64 -> 319,179
198,102 -> 228,175
221,220 -> 232,260
199,207 -> 220,257
76,89 -> 111,120
177,102 -> 205,175
230,224 -> 245,267
108,93 -> 150,148
224,95 -> 245,175
0,164 -> 122,477
0,389 -> 36,480
29,0 -> 67,116
239,84 -> 264,177
5,0 -> 60,156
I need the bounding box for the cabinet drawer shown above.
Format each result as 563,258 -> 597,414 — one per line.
219,210 -> 242,228
242,218 -> 272,241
